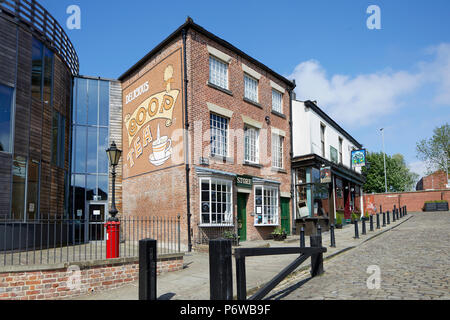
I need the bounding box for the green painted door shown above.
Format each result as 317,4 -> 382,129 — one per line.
280,197 -> 291,235
237,193 -> 247,242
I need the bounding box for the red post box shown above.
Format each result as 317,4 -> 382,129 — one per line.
106,221 -> 120,259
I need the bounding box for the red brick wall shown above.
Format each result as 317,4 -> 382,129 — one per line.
364,190 -> 450,213
186,29 -> 293,241
421,171 -> 448,190
0,255 -> 183,300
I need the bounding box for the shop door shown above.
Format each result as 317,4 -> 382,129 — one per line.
237,193 -> 247,242
89,203 -> 106,241
280,197 -> 291,235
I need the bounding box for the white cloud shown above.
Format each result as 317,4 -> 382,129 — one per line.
408,160 -> 428,178
288,43 -> 450,127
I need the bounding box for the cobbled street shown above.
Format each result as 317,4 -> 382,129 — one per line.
272,212 -> 450,300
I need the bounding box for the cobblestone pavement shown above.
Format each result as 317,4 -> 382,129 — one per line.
271,212 -> 450,300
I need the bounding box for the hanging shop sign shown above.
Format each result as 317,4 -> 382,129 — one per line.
320,166 -> 332,184
122,49 -> 184,179
351,149 -> 367,168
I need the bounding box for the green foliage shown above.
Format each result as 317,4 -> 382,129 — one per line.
424,200 -> 448,204
362,152 -> 419,193
416,123 -> 450,175
336,215 -> 343,226
223,231 -> 236,239
271,227 -> 287,236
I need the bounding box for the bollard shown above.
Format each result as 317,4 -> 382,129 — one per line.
317,224 -> 322,237
370,215 -> 374,232
330,224 -> 336,248
139,239 -> 157,301
392,209 -> 396,222
209,239 -> 233,300
387,211 -> 391,225
354,220 -> 359,239
376,213 -> 380,229
300,227 -> 306,248
310,234 -> 324,277
382,212 -> 386,227
362,217 -> 367,235
405,206 -> 408,216
400,207 -> 403,218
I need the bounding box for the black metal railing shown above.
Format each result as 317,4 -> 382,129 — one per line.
0,0 -> 79,75
0,216 -> 181,266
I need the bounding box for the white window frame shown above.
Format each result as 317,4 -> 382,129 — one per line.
244,74 -> 259,103
272,133 -> 284,169
210,113 -> 229,158
244,125 -> 260,164
199,177 -> 234,227
254,185 -> 279,226
209,55 -> 229,90
272,89 -> 283,114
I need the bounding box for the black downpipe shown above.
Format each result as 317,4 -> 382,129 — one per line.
289,81 -> 296,235
182,28 -> 192,252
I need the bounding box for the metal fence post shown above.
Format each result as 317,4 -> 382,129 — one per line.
300,227 -> 305,248
310,234 -> 324,277
354,220 -> 359,239
330,224 -> 336,248
139,239 -> 157,301
209,239 -> 233,300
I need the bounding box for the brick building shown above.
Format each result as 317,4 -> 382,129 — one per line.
118,18 -> 295,251
416,170 -> 449,191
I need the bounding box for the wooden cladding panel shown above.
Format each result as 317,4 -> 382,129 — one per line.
0,153 -> 12,219
0,17 -> 17,86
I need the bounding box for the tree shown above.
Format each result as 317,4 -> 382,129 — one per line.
362,152 -> 419,193
416,123 -> 450,175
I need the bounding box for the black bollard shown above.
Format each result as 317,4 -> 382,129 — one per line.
354,220 -> 359,239
317,224 -> 322,237
209,239 -> 233,300
387,210 -> 391,225
330,224 -> 336,248
376,213 -> 380,229
139,239 -> 157,301
362,217 -> 367,235
382,212 -> 386,227
370,215 -> 374,232
300,227 -> 306,248
392,209 -> 396,222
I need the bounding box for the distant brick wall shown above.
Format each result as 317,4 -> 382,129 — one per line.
0,254 -> 183,300
419,171 -> 448,191
364,190 -> 450,213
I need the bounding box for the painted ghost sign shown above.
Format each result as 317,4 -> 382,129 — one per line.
122,49 -> 184,179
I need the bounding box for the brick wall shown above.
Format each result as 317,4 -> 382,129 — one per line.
419,171 -> 448,191
0,255 -> 183,300
364,190 -> 450,213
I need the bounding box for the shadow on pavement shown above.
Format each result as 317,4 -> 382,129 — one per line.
264,277 -> 313,300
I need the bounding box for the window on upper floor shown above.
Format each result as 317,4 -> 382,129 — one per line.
339,138 -> 343,164
32,37 -> 54,104
0,84 -> 14,153
244,74 -> 258,103
272,133 -> 284,169
272,89 -> 283,114
209,56 -> 229,90
320,124 -> 326,158
244,125 -> 260,164
210,113 -> 229,158
52,110 -> 66,168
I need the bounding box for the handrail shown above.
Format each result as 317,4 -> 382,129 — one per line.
0,0 -> 79,76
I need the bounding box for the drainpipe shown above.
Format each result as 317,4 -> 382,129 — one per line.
182,28 -> 192,252
289,82 -> 295,234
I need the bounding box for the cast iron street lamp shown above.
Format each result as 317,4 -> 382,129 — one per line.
106,141 -> 122,222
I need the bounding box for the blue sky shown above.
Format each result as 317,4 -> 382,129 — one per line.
41,0 -> 450,177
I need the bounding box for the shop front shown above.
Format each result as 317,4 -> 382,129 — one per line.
293,154 -> 364,235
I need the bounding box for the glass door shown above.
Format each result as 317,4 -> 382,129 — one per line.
88,202 -> 106,241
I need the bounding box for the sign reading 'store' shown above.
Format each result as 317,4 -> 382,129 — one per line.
122,49 -> 184,179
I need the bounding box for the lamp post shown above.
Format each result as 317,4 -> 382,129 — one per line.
106,141 -> 122,222
380,128 -> 388,193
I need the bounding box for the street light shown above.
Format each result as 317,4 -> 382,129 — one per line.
106,141 -> 122,222
380,128 -> 388,193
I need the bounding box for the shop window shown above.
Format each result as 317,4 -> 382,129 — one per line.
244,74 -> 258,103
0,84 -> 14,153
244,125 -> 259,164
254,185 -> 279,226
209,56 -> 229,90
200,177 -> 233,226
210,113 -> 229,157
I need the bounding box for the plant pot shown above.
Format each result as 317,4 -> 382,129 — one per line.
436,202 -> 449,211
273,234 -> 286,241
335,224 -> 343,229
424,203 -> 437,212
